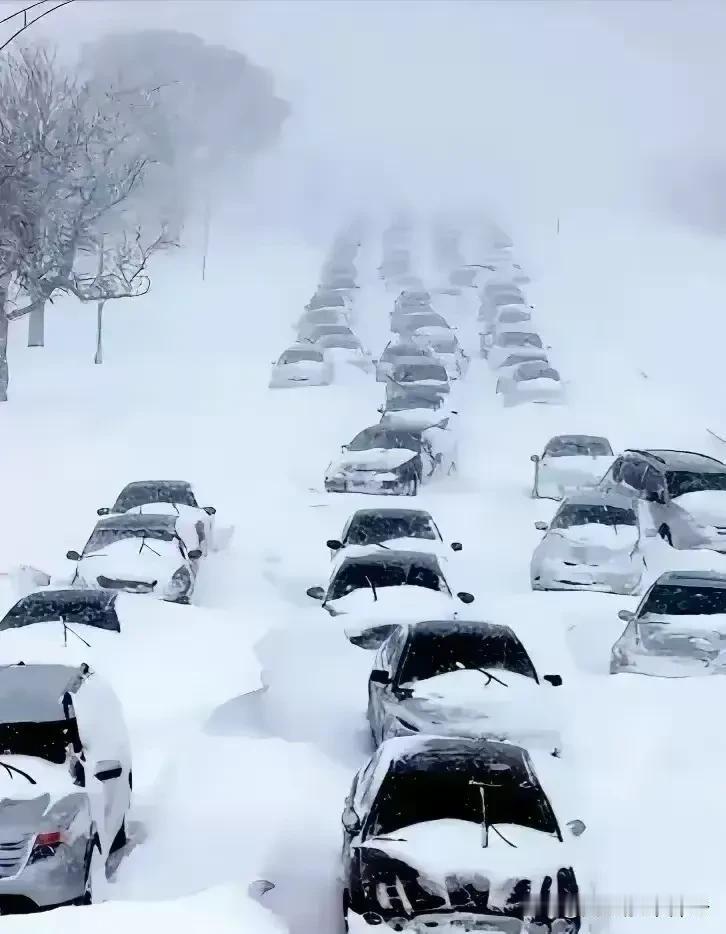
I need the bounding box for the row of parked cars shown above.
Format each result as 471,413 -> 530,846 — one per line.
0,479 -> 226,913
304,224 -> 588,933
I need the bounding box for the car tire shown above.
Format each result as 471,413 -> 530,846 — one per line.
81,833 -> 103,905
658,524 -> 673,546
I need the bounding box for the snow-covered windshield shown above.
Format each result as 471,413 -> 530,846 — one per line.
0,593 -> 120,632
0,719 -> 76,765
398,629 -> 538,685
347,428 -> 421,453
394,364 -> 448,383
551,504 -> 636,529
112,483 -> 196,511
329,557 -> 446,600
545,437 -> 612,457
666,470 -> 726,498
405,315 -> 446,330
502,353 -> 545,368
371,751 -> 557,837
429,338 -> 457,353
515,363 -> 559,382
498,309 -> 530,323
384,394 -> 441,412
642,584 -> 726,616
280,348 -> 324,364
318,335 -> 360,350
83,526 -> 176,554
382,343 -> 428,361
345,512 -> 438,545
498,332 -> 542,348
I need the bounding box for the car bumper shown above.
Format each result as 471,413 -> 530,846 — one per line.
324,476 -> 407,495
0,837 -> 88,911
610,648 -> 726,677
532,561 -> 642,594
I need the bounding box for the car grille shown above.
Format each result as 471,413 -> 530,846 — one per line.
97,575 -> 156,593
0,833 -> 33,879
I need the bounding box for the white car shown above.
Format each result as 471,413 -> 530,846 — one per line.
391,310 -> 450,337
305,547 -> 475,648
531,492 -> 646,594
375,340 -> 433,383
493,347 -> 549,374
480,303 -> 534,356
532,434 -> 616,499
0,588 -> 264,724
410,328 -> 469,379
269,344 -> 334,388
95,480 -> 217,555
394,289 -> 432,313
488,331 -> 545,370
496,361 -> 565,407
477,283 -> 527,326
367,619 -> 564,749
385,358 -> 450,408
65,514 -> 201,603
326,507 -> 462,558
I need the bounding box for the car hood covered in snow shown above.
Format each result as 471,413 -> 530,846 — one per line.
537,455 -> 615,498
0,755 -> 77,804
75,539 -> 184,588
379,409 -> 451,433
330,449 -> 417,473
673,491 -> 726,524
339,588 -> 464,646
548,523 -> 639,559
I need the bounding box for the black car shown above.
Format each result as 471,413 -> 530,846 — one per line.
326,507 -> 460,553
341,735 -> 582,931
324,427 -> 425,496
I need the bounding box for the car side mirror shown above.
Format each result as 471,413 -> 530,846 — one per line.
534,521 -> 548,531
369,669 -> 390,685
566,819 -> 586,837
307,586 -> 325,601
341,445 -> 349,453
457,591 -> 475,604
66,550 -> 81,562
530,454 -> 540,463
95,760 -> 123,782
96,507 -> 110,516
188,549 -> 203,560
203,506 -> 217,516
618,609 -> 635,622
342,806 -> 361,835
543,674 -> 563,687
326,539 -> 343,551
450,542 -> 463,552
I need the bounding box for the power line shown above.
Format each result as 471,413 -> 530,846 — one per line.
0,0 -> 75,54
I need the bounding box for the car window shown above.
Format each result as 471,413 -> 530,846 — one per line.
397,629 -> 537,685
641,584 -> 726,616
621,458 -> 648,491
113,484 -> 197,511
665,470 -> 726,498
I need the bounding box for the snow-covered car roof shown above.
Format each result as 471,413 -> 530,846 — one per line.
118,480 -> 192,495
379,408 -> 452,432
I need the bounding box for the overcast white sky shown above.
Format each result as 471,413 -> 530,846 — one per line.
4,0 -> 725,237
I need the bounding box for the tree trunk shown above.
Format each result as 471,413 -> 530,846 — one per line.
0,277 -> 10,402
27,303 -> 44,347
94,300 -> 105,365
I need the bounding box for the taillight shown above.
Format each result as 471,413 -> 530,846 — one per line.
34,831 -> 64,847
29,830 -> 68,862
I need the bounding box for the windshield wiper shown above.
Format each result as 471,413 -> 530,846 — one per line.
455,660 -> 508,687
60,615 -> 92,649
0,760 -> 36,785
364,576 -> 378,602
138,536 -> 161,557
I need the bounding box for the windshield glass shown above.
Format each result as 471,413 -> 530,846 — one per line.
371,750 -> 557,837
346,513 -> 438,545
551,503 -> 636,529
515,364 -> 559,382
329,558 -> 446,600
498,309 -> 530,323
383,344 -> 428,360
83,526 -> 175,554
113,484 -> 196,511
545,437 -> 612,457
280,348 -> 323,364
641,584 -> 726,616
398,629 -> 537,684
318,335 -> 360,349
499,332 -> 542,348
0,719 -> 76,765
394,364 -> 448,383
406,315 -> 445,329
429,338 -> 457,353
502,353 -> 544,367
666,470 -> 726,498
347,428 -> 420,453
0,595 -> 120,632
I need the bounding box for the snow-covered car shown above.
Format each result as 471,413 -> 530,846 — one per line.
95,479 -> 217,555
341,735 -> 583,933
306,549 -> 474,647
493,348 -> 549,374
297,308 -> 349,340
391,310 -> 450,337
394,289 -> 432,313
305,289 -> 352,313
326,507 -> 462,557
367,619 -> 564,748
531,492 -> 646,594
610,570 -> 726,677
497,361 -> 565,407
488,331 -> 544,369
375,340 -> 433,383
0,589 -> 264,724
599,449 -> 726,551
478,283 -> 527,325
411,328 -> 469,379
532,435 -> 615,500
321,274 -> 357,296
317,333 -> 373,373
448,264 -> 488,288
480,304 -> 535,356
269,344 -> 334,389
65,514 -> 201,603
378,406 -> 458,474
0,662 -> 131,910
385,359 -> 450,409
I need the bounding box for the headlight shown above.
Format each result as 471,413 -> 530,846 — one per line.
170,565 -> 191,593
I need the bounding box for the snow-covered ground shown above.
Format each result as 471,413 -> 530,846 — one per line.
1,211 -> 724,934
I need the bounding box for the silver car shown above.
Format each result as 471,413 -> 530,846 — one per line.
531,491 -> 646,594
0,663 -> 131,912
611,570 -> 726,676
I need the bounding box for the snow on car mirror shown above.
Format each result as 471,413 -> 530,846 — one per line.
530,454 -> 540,462
450,542 -> 463,552
306,586 -> 325,601
543,674 -> 563,687
618,609 -> 635,622
457,591 -> 475,604
96,507 -> 110,516
66,550 -> 81,562
326,539 -> 343,551
203,506 -> 217,516
188,549 -> 203,560
249,879 -> 275,899
534,521 -> 548,531
566,819 -> 586,837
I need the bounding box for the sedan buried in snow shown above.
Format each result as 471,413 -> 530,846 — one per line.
530,492 -> 646,594
341,735 -> 583,932
66,514 -> 201,603
488,332 -> 544,370
325,427 -> 424,496
384,359 -> 450,409
532,435 -> 615,500
367,619 -> 563,749
375,341 -> 433,384
497,361 -> 565,407
269,344 -> 334,389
